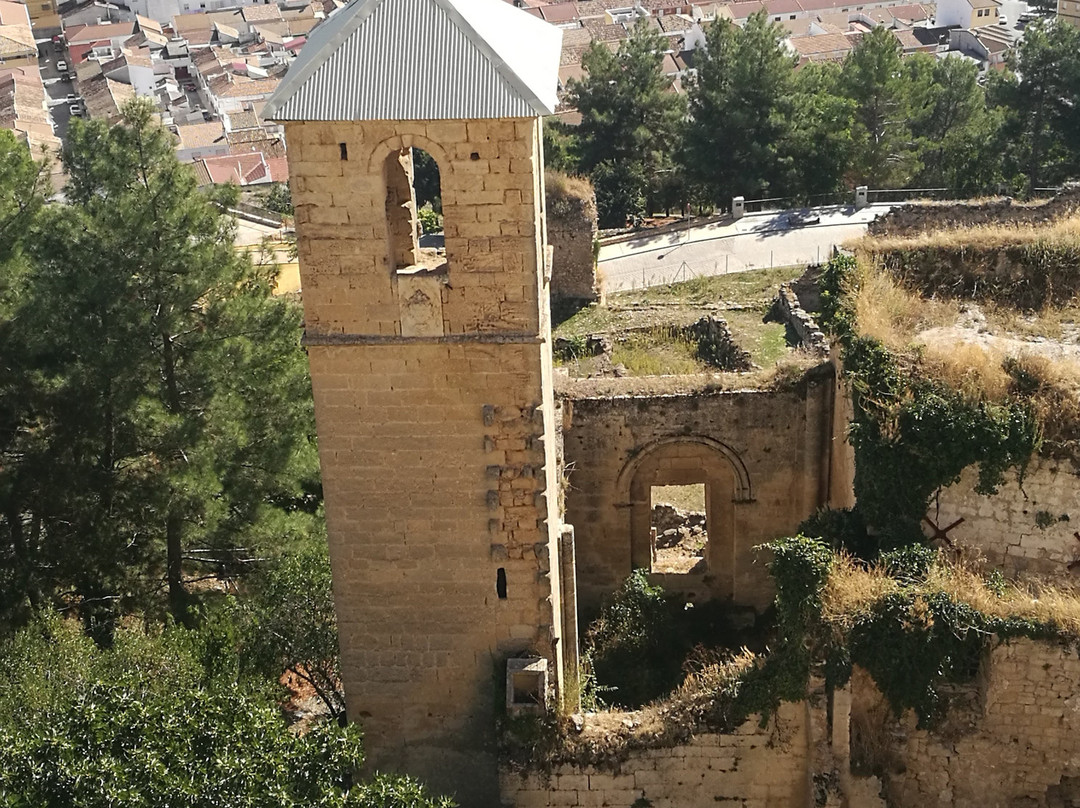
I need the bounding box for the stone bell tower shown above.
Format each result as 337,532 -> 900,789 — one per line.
264,1 -> 568,804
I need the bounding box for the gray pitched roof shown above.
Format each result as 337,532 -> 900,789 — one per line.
263,0 -> 562,121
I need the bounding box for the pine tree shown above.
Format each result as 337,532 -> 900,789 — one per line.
683,12 -> 798,206
0,101 -> 318,631
567,18 -> 684,226
839,26 -> 918,187
991,19 -> 1080,194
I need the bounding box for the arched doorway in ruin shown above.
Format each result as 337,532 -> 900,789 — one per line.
618,437 -> 752,600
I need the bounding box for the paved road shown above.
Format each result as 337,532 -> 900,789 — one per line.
37,38 -> 77,144
597,205 -> 889,292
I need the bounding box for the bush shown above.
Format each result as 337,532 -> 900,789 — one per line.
417,203 -> 442,235
0,614 -> 454,808
241,537 -> 344,719
585,570 -> 679,707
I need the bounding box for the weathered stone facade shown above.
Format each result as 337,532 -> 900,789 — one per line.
559,366 -> 837,613
546,174 -> 600,305
928,459 -> 1080,578
287,117 -> 567,805
853,640 -> 1080,808
499,702 -> 812,808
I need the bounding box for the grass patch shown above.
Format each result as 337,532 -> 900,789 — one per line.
614,265 -> 803,307
553,265 -> 808,377
653,484 -> 706,512
723,309 -> 790,367
553,304 -> 620,339
609,329 -> 706,376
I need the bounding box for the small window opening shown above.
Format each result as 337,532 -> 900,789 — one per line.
469,151 -> 480,161
650,483 -> 707,574
496,567 -> 508,599
383,147 -> 443,273
339,142 -> 348,160
511,671 -> 542,704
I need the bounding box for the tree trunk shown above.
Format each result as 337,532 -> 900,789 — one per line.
166,506 -> 189,626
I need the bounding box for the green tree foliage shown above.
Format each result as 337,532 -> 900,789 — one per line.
0,614 -> 453,808
567,18 -> 685,225
683,13 -> 798,205
907,55 -> 1003,192
991,19 -> 1080,193
541,118 -> 579,173
0,100 -> 319,632
241,531 -> 345,720
261,182 -> 293,215
411,148 -> 441,212
839,27 -> 918,186
785,62 -> 857,200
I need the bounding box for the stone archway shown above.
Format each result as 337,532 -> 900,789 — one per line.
617,437 -> 752,600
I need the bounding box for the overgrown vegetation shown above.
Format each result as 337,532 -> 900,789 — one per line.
820,548 -> 1080,726
815,252 -> 1042,549
0,613 -> 452,807
553,266 -> 803,377
501,541 -> 828,770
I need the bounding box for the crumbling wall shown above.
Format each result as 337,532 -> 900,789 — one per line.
560,366 -> 835,613
774,283 -> 829,355
546,172 -> 599,304
499,702 -> 811,808
868,187 -> 1080,237
852,640 -> 1080,808
928,459 -> 1080,577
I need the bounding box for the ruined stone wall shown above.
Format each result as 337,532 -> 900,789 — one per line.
774,282 -> 828,355
499,702 -> 811,808
928,459 -> 1080,577
287,117 -> 564,807
853,640 -> 1080,808
560,367 -> 835,614
546,173 -> 599,304
867,187 -> 1080,237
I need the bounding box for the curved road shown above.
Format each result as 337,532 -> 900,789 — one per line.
598,205 -> 890,292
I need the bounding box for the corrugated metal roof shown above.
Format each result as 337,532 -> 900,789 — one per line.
263,0 -> 562,121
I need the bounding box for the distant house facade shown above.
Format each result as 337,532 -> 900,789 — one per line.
1059,0 -> 1080,26
13,0 -> 60,31
936,0 -> 1001,27
129,0 -> 257,25
0,1 -> 36,67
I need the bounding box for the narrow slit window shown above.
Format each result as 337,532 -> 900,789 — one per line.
496,567 -> 507,599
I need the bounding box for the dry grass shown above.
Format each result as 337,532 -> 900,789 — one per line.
653,483 -> 706,512
822,556 -> 901,626
610,329 -> 706,376
918,342 -> 1012,402
823,554 -> 1080,638
545,170 -> 594,203
852,262 -> 960,350
851,214 -> 1080,256
555,353 -> 822,400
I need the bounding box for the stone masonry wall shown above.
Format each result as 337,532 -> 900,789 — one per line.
928,459 -> 1080,578
853,640 -> 1080,808
499,702 -> 811,808
287,117 -> 564,808
560,366 -> 835,614
547,175 -> 599,304
867,187 -> 1080,237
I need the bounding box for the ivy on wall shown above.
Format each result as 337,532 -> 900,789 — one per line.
815,254 -> 1041,551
